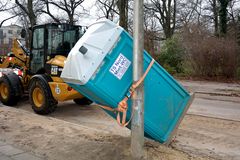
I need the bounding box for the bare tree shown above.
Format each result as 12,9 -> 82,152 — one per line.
96,0 -> 118,20
96,0 -> 130,31
13,0 -> 44,47
0,1 -> 17,27
210,0 -> 219,35
40,0 -> 85,25
15,0 -> 44,28
41,0 -> 60,23
117,0 -> 128,31
0,1 -> 8,12
146,0 -> 177,39
177,0 -> 202,27
0,15 -> 18,28
228,0 -> 238,24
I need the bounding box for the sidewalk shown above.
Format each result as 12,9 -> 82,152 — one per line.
0,140 -> 43,160
179,80 -> 240,96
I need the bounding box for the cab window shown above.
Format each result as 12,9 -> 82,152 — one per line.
32,28 -> 44,49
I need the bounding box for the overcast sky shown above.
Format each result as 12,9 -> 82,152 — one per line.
1,0 -> 99,27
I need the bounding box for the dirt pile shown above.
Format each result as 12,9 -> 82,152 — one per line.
0,107 -> 213,160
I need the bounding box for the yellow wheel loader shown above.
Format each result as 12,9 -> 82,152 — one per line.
0,23 -> 92,114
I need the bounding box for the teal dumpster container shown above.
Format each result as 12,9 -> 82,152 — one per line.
61,19 -> 193,143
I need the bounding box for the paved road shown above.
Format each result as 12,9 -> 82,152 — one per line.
180,80 -> 240,121
10,80 -> 240,125
12,94 -> 240,140
1,80 -> 239,122
189,96 -> 240,121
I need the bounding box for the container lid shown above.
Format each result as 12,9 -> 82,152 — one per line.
61,19 -> 123,85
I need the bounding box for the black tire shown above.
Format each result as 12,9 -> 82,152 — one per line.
0,75 -> 20,106
73,97 -> 92,105
29,77 -> 57,115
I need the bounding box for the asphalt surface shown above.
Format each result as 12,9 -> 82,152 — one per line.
189,96 -> 240,121
15,80 -> 240,123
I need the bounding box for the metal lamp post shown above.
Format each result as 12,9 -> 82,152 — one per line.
131,0 -> 144,159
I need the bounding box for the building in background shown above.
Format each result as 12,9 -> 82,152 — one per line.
0,24 -> 24,55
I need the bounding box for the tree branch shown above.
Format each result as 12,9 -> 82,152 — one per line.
15,0 -> 29,15
0,15 -> 18,27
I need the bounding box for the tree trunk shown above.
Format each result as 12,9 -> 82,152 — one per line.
218,0 -> 229,36
117,0 -> 128,31
149,0 -> 176,39
15,0 -> 36,28
28,0 -> 36,28
69,12 -> 74,25
237,16 -> 240,46
212,0 -> 219,35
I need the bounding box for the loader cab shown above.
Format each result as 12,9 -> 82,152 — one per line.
30,23 -> 85,74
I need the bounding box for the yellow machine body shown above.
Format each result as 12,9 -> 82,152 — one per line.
48,77 -> 83,102
46,55 -> 65,68
0,39 -> 84,102
0,39 -> 28,68
46,56 -> 84,101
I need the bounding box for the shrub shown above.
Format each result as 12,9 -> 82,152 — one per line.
162,64 -> 177,75
181,25 -> 239,78
237,67 -> 240,80
156,36 -> 185,74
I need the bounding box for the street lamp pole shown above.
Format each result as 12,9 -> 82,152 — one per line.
131,0 -> 144,159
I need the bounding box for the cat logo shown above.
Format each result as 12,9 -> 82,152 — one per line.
51,65 -> 58,75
